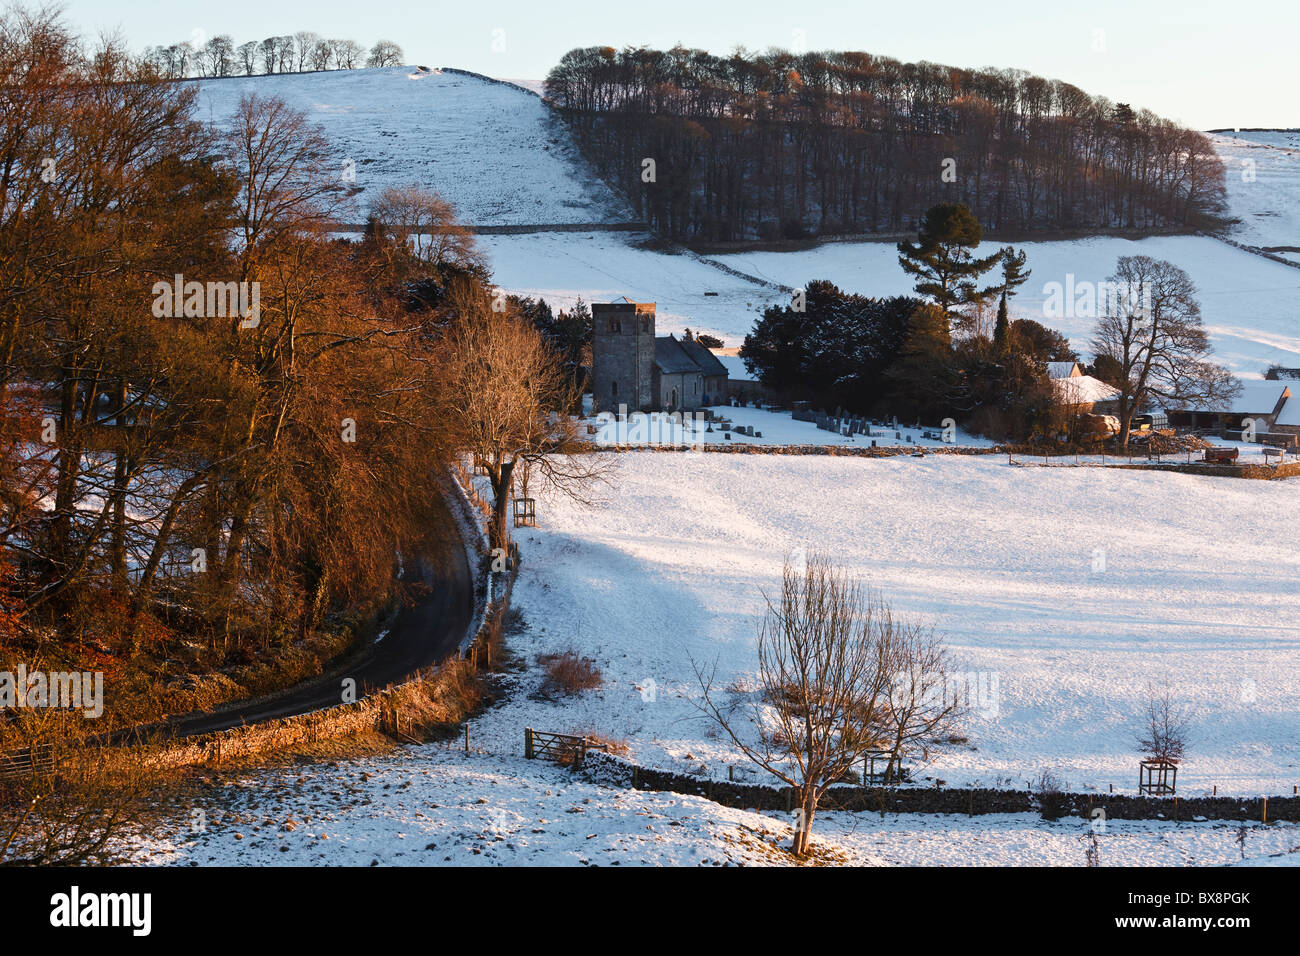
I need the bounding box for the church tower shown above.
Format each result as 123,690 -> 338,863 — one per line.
591,298 -> 655,412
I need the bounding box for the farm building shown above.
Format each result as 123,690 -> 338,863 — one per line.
590,298 -> 728,413
1051,373 -> 1120,414
1165,380 -> 1293,436
1046,361 -> 1083,379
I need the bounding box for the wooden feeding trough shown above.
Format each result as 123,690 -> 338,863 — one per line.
512,497 -> 536,528
1204,446 -> 1238,464
1138,758 -> 1178,795
863,749 -> 904,786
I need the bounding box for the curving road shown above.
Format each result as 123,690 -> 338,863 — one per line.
157,484 -> 475,739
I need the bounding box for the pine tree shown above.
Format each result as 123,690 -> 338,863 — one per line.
998,246 -> 1032,298
896,203 -> 1002,316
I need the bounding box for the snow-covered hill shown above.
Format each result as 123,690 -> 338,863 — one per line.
192,66 -> 633,226
1212,130 -> 1300,260
188,69 -> 1298,374
482,231 -> 1300,376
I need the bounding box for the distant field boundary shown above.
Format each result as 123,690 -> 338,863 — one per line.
682,225 -> 1195,255
1200,231 -> 1300,271
331,222 -> 648,235
584,444 -> 1300,477
439,67 -> 542,99
590,442 -> 999,457
583,751 -> 1300,823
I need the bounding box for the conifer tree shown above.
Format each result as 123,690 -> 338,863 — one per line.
896,203 -> 1002,317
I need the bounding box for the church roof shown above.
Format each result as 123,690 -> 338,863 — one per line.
654,335 -> 701,375
677,337 -> 729,378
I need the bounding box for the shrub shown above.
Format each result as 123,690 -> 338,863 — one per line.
537,651 -> 602,698
1035,770 -> 1069,821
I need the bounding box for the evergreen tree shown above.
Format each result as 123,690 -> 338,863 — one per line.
896,203 -> 1002,316
882,303 -> 955,421
993,293 -> 1011,354
998,246 -> 1032,298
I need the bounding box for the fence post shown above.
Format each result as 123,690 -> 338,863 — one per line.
524,727 -> 534,759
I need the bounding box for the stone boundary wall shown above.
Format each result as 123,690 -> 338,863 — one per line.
141,676 -> 437,771
582,751 -> 1300,823
1200,231 -> 1300,272
585,443 -> 1300,477
438,67 -> 542,99
590,443 -> 1000,457
1105,460 -> 1300,481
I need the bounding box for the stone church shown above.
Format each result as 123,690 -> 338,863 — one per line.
591,298 -> 728,413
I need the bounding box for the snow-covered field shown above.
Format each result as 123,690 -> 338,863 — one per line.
131,446 -> 1300,868
493,453 -> 1300,797
478,231 -> 783,348
136,746 -> 1300,866
192,67 -> 632,226
711,236 -> 1300,376
480,231 -> 1300,375
1212,131 -> 1300,260
588,405 -> 993,448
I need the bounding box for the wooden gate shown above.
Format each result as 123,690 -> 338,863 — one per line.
524,728 -> 607,766
0,744 -> 57,781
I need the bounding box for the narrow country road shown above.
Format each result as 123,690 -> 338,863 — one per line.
157,484 -> 476,739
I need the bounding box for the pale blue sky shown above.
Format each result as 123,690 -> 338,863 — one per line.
60,0 -> 1294,129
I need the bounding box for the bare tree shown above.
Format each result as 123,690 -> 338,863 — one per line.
258,37 -> 278,74
367,39 -> 404,68
696,552 -> 959,856
293,31 -> 319,71
310,39 -> 332,72
236,40 -> 258,76
275,35 -> 295,73
202,34 -> 234,77
1137,681 -> 1191,763
436,293 -> 608,553
367,186 -> 484,284
1091,255 -> 1237,448
333,39 -> 364,70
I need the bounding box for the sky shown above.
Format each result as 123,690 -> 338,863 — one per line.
58,0 -> 1296,130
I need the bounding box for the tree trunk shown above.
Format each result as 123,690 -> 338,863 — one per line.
792,787 -> 817,856
488,458 -> 516,555
109,378 -> 129,597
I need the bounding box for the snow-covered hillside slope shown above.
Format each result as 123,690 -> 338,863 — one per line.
479,231 -> 785,348
713,235 -> 1300,376
482,232 -> 1300,375
187,69 -> 1297,373
1212,131 -> 1300,260
191,67 -> 633,226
